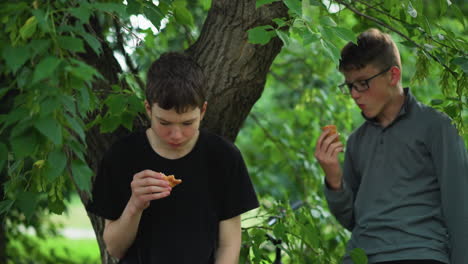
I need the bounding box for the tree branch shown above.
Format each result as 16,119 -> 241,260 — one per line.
353,0 -> 461,52
113,19 -> 146,92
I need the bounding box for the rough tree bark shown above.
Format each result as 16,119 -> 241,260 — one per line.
81,1 -> 288,263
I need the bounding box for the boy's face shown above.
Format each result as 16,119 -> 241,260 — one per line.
145,101 -> 207,150
342,64 -> 400,121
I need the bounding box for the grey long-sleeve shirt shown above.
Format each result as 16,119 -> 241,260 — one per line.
325,89 -> 468,264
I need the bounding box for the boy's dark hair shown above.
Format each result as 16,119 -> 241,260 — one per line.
339,28 -> 401,72
146,52 -> 206,113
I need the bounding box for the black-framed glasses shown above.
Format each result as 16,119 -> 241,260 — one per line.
338,66 -> 392,94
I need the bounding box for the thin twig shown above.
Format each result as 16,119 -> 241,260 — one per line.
113,19 -> 146,91
353,0 -> 460,52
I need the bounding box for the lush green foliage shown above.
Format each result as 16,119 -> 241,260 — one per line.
0,0 -> 466,263
8,235 -> 99,264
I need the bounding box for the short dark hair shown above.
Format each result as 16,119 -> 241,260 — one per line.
146,52 -> 206,113
339,28 -> 401,72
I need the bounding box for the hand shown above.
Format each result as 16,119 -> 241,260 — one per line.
314,129 -> 344,190
129,170 -> 171,212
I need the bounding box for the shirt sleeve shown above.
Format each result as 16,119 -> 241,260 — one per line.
429,116 -> 468,263
86,150 -> 128,220
216,147 -> 259,221
324,140 -> 359,231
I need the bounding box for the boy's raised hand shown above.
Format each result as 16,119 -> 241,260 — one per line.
129,170 -> 171,212
314,129 -> 344,190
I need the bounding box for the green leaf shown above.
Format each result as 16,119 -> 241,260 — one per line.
400,40 -> 418,48
284,0 -> 302,16
34,116 -> 63,146
69,7 -> 92,24
19,16 -> 38,40
247,25 -> 275,45
407,1 -> 417,18
126,0 -> 142,14
272,18 -> 287,28
32,8 -> 50,32
451,57 -> 468,74
451,4 -> 465,28
65,114 -> 85,141
121,111 -> 135,130
2,45 -> 30,73
350,248 -> 368,264
48,199 -> 66,214
69,140 -> 86,162
45,149 -> 67,181
29,39 -> 51,58
68,58 -> 102,81
71,160 -> 93,193
57,36 -> 85,53
173,1 -> 194,26
444,104 -> 459,119
100,115 -> 122,133
331,27 -> 357,44
16,191 -> 42,220
302,30 -> 320,45
106,94 -> 127,115
93,3 -> 127,17
256,0 -> 280,8
79,32 -> 102,55
319,16 -> 337,27
431,99 -> 444,106
144,5 -> 164,30
320,39 -> 340,65
40,97 -> 61,116
0,143 -> 7,173
276,30 -> 290,47
0,200 -> 14,215
32,56 -> 61,84
10,131 -> 39,159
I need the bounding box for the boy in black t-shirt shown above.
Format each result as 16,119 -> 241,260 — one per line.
87,52 -> 259,263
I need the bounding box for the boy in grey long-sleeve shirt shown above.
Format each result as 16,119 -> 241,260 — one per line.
315,28 -> 468,264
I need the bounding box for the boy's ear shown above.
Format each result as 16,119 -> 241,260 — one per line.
200,101 -> 208,120
389,66 -> 401,86
144,100 -> 152,117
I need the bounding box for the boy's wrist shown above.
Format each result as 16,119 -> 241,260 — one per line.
326,178 -> 342,191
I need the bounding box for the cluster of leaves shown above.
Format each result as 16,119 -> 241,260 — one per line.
0,0 -> 200,262
240,197 -> 349,264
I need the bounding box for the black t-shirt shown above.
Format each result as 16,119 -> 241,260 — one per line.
86,129 -> 259,264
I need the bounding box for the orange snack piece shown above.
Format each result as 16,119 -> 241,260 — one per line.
322,125 -> 339,142
162,174 -> 182,187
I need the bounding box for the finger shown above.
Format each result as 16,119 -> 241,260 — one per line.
134,169 -> 159,180
133,171 -> 167,184
135,185 -> 171,195
331,146 -> 344,158
323,134 -> 340,153
326,141 -> 344,157
316,130 -> 333,155
140,177 -> 170,187
143,191 -> 171,201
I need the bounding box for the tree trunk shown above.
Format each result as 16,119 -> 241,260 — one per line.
82,1 -> 288,263
189,0 -> 287,141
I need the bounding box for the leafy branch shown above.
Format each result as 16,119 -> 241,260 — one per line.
334,0 -> 459,78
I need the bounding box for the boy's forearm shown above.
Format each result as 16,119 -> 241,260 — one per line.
214,244 -> 240,264
103,202 -> 143,259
